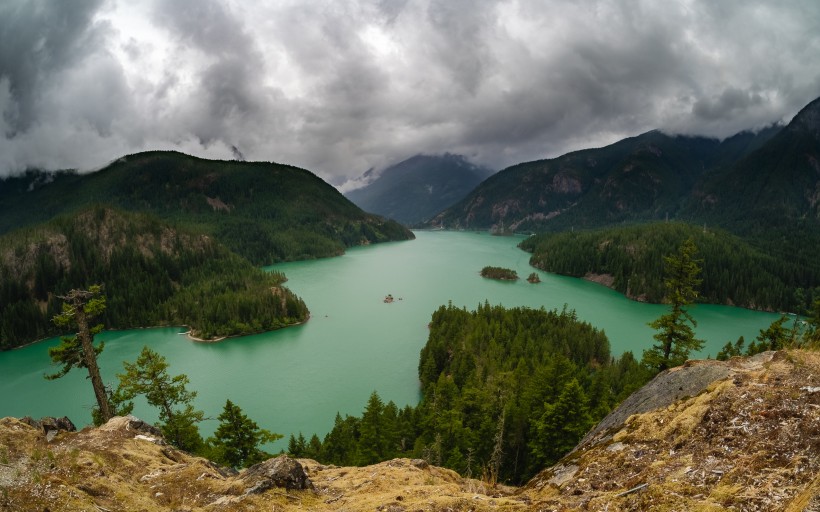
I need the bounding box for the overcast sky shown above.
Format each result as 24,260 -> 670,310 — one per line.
1,0 -> 819,188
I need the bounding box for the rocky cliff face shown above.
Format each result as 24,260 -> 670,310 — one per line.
2,350 -> 819,511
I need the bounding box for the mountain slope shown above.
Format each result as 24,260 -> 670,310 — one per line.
0,206 -> 308,349
427,124 -> 782,233
0,151 -> 414,265
345,154 -> 494,225
3,350 -> 818,511
689,96 -> 820,230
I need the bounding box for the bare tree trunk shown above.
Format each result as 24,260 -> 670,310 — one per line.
74,299 -> 112,422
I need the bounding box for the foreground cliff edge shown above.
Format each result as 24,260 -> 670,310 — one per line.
2,350 -> 819,511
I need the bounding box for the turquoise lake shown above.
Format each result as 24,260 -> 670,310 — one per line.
0,231 -> 784,448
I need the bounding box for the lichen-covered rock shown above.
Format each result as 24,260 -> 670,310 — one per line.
241,455 -> 313,494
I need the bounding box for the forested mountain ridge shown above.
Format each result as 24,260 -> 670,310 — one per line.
0,151 -> 414,265
520,222 -> 820,313
344,154 -> 494,225
0,206 -> 308,349
427,124 -> 781,233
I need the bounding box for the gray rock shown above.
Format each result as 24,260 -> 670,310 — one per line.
241,455 -> 313,494
20,416 -> 76,438
577,359 -> 735,450
123,415 -> 163,438
410,459 -> 429,469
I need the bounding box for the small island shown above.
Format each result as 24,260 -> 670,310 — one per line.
480,266 -> 519,281
527,272 -> 541,284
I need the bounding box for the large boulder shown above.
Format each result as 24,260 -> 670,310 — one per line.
241,455 -> 313,494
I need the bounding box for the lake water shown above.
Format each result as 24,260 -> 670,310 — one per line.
0,231 -> 784,448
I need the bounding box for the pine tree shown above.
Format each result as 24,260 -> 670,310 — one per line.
746,315 -> 791,354
357,391 -> 385,465
46,285 -> 113,424
642,238 -> 704,372
117,346 -> 204,452
528,378 -> 591,467
210,399 -> 281,468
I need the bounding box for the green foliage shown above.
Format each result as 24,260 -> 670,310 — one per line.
745,315 -> 795,356
311,303 -> 649,484
528,379 -> 592,468
0,207 -> 309,349
642,238 -> 704,372
208,400 -> 282,468
479,266 -> 518,280
116,346 -> 204,452
716,336 -> 746,361
521,222 -> 820,313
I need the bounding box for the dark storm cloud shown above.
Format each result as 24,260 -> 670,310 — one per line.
0,0 -> 106,133
1,0 -> 819,182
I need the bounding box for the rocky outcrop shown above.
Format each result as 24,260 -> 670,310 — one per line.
526,350 -> 820,511
20,415 -> 76,442
241,455 -> 313,493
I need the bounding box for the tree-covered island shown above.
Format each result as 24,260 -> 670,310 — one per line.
480,266 -> 518,280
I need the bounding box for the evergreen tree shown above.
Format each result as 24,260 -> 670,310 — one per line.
45,285 -> 113,424
746,315 -> 791,355
210,399 -> 281,468
357,391 -> 386,465
306,434 -> 323,459
716,336 -> 746,361
643,238 -> 704,372
528,378 -> 591,467
117,346 -> 205,452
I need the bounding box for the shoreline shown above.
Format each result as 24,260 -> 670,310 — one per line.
183,315 -> 311,344
4,317 -> 311,352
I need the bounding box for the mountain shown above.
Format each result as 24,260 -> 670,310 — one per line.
688,96 -> 820,230
428,125 -> 781,233
3,349 -> 817,511
0,206 -> 309,349
344,154 -> 494,225
0,151 -> 414,265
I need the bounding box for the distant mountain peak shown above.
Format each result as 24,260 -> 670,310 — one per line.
787,95 -> 820,137
345,153 -> 495,225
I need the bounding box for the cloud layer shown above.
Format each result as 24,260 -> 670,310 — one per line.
1,0 -> 819,183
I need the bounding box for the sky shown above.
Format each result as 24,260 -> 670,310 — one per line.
1,0 -> 819,189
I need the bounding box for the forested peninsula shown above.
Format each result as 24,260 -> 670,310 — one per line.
520,222 -> 820,314
289,302 -> 649,484
0,206 -> 308,350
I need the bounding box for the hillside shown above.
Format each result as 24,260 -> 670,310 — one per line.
0,206 -> 308,349
344,154 -> 494,225
520,222 -> 820,313
427,125 -> 781,233
0,151 -> 414,265
3,349 -> 817,511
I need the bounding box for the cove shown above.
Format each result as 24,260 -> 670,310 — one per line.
0,230 -> 785,449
